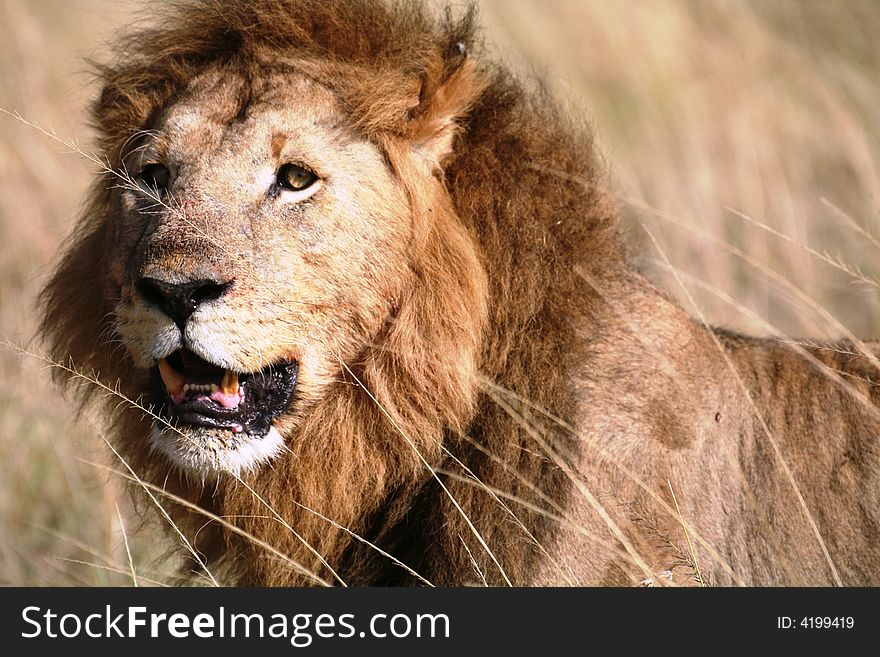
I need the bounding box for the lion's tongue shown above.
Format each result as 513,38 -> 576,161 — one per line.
210,386 -> 243,409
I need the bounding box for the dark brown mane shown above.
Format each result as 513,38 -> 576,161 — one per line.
40,0 -> 625,585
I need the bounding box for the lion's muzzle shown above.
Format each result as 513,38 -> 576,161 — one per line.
136,275 -> 234,331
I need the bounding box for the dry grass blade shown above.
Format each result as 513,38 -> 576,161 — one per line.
725,206 -> 880,289
80,460 -> 332,587
115,504 -> 137,587
54,557 -> 169,587
484,385 -> 656,581
458,535 -> 488,587
100,436 -> 220,587
650,260 -> 880,424
337,360 -> 513,586
440,430 -> 577,586
1,341 -> 183,436
667,480 -> 705,587
822,199 -> 880,252
479,377 -> 745,585
29,523 -> 174,586
231,475 -> 347,587
292,502 -> 435,587
625,196 -> 880,378
437,468 -> 646,568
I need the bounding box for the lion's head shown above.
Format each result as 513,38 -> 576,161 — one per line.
40,0 -> 619,585
109,61 -> 488,478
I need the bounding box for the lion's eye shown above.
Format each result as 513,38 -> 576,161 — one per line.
277,163 -> 318,192
137,163 -> 171,195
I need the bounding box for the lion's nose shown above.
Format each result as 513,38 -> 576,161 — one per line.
136,276 -> 233,330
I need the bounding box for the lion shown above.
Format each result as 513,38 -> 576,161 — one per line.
39,0 -> 880,586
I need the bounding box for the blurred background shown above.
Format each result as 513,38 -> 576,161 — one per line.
1,0 -> 878,584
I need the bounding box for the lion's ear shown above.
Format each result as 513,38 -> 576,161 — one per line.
409,45 -> 485,171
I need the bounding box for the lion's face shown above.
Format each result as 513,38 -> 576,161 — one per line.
110,67 -> 412,476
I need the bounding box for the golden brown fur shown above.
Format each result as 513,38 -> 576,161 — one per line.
40,0 -> 880,586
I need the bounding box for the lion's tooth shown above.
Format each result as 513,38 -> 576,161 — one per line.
221,369 -> 239,396
210,383 -> 218,392
158,359 -> 186,395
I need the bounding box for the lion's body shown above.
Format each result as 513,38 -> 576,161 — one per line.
40,0 -> 879,586
557,277 -> 880,585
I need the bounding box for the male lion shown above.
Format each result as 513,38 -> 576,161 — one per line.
41,0 -> 880,586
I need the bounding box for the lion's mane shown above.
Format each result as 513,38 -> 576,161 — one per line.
40,0 -> 623,585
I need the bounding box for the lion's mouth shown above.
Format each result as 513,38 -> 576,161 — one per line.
150,349 -> 297,436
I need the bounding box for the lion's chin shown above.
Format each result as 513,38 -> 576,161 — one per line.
149,424 -> 286,479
